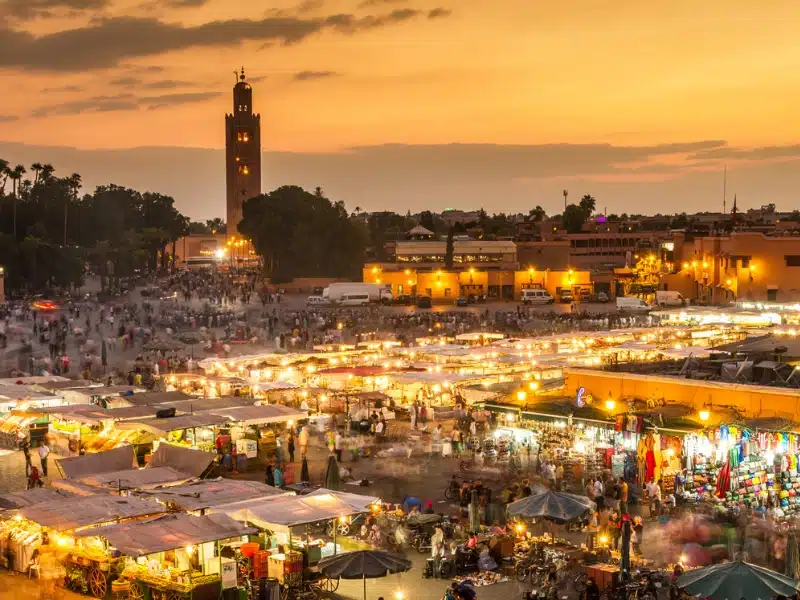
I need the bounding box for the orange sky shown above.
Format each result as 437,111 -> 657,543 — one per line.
2,0 -> 800,217
3,0 -> 800,151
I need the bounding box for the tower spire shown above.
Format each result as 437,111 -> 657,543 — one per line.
240,66 -> 246,82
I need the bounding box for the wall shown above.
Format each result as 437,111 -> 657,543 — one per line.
516,241 -> 571,270
563,368 -> 800,421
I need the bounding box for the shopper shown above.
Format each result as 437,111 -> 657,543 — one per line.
38,442 -> 50,477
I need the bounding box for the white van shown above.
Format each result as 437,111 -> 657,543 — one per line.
656,290 -> 685,307
616,297 -> 651,312
338,293 -> 370,306
521,289 -> 554,305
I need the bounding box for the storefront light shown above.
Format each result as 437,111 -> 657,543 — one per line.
699,410 -> 710,422
605,399 -> 616,411
516,391 -> 527,402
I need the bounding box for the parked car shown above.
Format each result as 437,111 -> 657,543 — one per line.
307,295 -> 326,306
456,296 -> 469,307
579,288 -> 592,302
416,295 -> 432,309
394,294 -> 414,306
559,289 -> 574,304
594,291 -> 610,303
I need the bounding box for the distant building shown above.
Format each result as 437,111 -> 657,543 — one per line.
225,67 -> 262,232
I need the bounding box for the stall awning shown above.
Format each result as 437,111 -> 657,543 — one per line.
160,397 -> 254,413
79,467 -> 192,490
149,442 -> 216,478
0,488 -> 75,510
57,445 -> 138,479
106,405 -> 162,420
115,414 -> 230,436
75,513 -> 256,557
208,404 -> 307,425
120,391 -> 194,407
135,478 -> 287,511
304,488 -> 380,512
18,495 -> 166,532
211,492 -> 368,532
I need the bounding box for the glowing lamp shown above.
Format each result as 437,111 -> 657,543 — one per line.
516,391 -> 527,402
699,410 -> 710,422
605,399 -> 616,411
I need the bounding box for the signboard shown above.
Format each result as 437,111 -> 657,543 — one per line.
576,387 -> 586,408
236,438 -> 258,458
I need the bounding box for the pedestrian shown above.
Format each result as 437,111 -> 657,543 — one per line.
21,437 -> 31,476
619,477 -> 629,515
646,478 -> 662,518
38,441 -> 50,477
334,430 -> 343,462
265,464 -> 275,487
299,425 -> 309,458
287,431 -> 295,463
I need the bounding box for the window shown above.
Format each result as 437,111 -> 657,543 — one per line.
786,255 -> 800,267
444,288 -> 452,297
238,165 -> 249,175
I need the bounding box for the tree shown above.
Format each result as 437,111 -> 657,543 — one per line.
30,162 -> 42,185
65,172 -> 81,245
562,204 -> 588,234
529,205 -> 547,222
444,227 -> 455,269
579,194 -> 596,217
238,186 -> 366,282
10,164 -> 25,237
205,218 -> 226,234
419,210 -> 437,233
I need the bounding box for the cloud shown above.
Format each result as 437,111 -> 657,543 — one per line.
143,79 -> 193,89
293,70 -> 339,81
0,9 -> 437,72
31,91 -> 221,117
0,115 -> 18,123
126,65 -> 165,73
1,0 -> 108,20
248,75 -> 269,83
2,140 -> 798,219
109,76 -> 142,86
427,7 -> 451,19
295,0 -> 324,13
357,0 -> 405,8
690,144 -> 800,161
139,91 -> 223,110
42,84 -> 83,92
163,0 -> 209,6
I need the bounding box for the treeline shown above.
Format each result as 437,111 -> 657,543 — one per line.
0,159 -> 189,295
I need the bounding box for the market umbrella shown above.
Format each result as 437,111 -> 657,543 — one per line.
325,455 -> 340,491
101,340 -> 107,370
506,491 -> 595,524
317,550 -> 411,600
677,558 -> 800,600
787,533 -> 800,579
300,456 -> 310,483
178,332 -> 204,358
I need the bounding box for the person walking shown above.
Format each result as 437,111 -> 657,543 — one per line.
299,425 -> 309,458
287,431 -> 295,463
21,438 -> 32,476
619,477 -> 630,515
38,442 -> 50,477
334,431 -> 343,462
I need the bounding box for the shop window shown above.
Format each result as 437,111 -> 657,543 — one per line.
425,288 -> 432,297
238,165 -> 249,175
444,288 -> 452,297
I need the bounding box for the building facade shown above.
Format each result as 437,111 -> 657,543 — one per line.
364,240 -> 591,301
663,232 -> 800,303
225,68 -> 262,232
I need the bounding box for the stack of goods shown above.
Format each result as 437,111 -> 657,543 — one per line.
725,455 -> 776,509
453,571 -> 508,586
684,463 -> 716,502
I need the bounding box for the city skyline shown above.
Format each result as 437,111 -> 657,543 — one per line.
2,0 -> 800,219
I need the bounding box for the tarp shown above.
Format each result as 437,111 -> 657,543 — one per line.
160,397 -> 253,413
212,492 -> 368,532
56,445 -> 138,479
136,478 -> 287,511
115,414 -> 230,436
79,466 -> 193,490
18,495 -> 166,532
0,488 -> 75,510
208,404 -> 307,425
304,488 -> 380,512
106,405 -> 162,420
75,513 -> 256,556
148,443 -> 216,478
121,391 -> 194,406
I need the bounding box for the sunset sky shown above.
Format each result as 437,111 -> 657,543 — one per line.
2,0 -> 800,219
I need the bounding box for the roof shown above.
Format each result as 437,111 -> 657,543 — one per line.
115,413 -> 230,436
407,225 -> 434,236
79,467 -> 192,490
57,445 -> 138,479
148,443 -> 215,478
160,397 -> 253,413
0,488 -> 75,510
212,491 -> 373,532
34,380 -> 98,391
106,405 -> 163,420
75,513 -> 256,556
67,386 -> 142,397
121,391 -> 194,406
714,334 -> 800,358
136,478 -> 287,511
0,385 -> 58,401
207,404 -> 307,425
18,495 -> 166,532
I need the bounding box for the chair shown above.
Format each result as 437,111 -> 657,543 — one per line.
27,559 -> 41,579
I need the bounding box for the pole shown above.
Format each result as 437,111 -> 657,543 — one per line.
362,574 -> 366,600
723,164 -> 727,217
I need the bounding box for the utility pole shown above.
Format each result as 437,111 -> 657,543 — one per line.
562,189 -> 568,211
723,164 -> 727,217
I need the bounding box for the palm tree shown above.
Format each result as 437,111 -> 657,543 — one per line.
529,205 -> 547,222
0,161 -> 9,194
10,164 -> 26,237
65,173 -> 82,245
31,162 -> 42,185
40,163 -> 55,183
579,194 -> 596,217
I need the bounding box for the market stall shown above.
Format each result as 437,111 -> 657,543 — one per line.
75,513 -> 256,600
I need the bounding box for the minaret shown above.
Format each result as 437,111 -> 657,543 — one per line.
225,67 -> 262,232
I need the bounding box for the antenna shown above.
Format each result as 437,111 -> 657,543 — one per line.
233,70 -> 239,83
723,164 -> 727,217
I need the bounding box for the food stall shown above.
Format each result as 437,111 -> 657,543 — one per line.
75,512 -> 256,600
115,414 -> 231,455
0,495 -> 167,597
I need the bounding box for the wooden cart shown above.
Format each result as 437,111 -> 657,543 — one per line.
63,550 -> 121,598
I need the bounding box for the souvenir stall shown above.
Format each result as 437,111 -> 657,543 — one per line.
165,374 -> 251,399
115,414 -> 231,455
612,414 -> 648,483
38,406 -> 112,458
0,411 -> 47,449
635,430 -> 684,494
78,513 -> 256,600
680,425 -> 798,516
